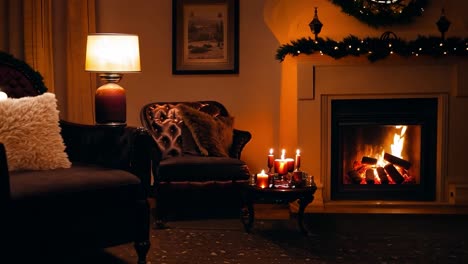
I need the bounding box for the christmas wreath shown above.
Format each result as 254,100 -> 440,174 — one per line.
330,0 -> 429,27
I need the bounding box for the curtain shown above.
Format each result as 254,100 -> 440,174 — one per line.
0,0 -> 96,124
23,0 -> 55,92
64,0 -> 96,124
0,0 -> 24,58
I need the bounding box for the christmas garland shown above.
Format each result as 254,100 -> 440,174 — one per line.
330,0 -> 429,27
276,35 -> 468,62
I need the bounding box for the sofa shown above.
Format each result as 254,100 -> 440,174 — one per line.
140,101 -> 252,226
0,51 -> 152,263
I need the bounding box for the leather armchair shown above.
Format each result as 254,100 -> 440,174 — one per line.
140,101 -> 252,226
0,51 -> 152,263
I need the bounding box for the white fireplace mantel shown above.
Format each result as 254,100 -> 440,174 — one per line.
280,54 -> 468,214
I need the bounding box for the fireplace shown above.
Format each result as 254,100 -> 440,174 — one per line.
285,55 -> 468,212
330,98 -> 438,201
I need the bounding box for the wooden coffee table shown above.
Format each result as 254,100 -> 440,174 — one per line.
240,184 -> 317,235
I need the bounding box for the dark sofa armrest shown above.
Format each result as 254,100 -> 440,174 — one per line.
59,120 -> 154,193
229,129 -> 252,159
0,143 -> 11,207
128,126 -> 155,194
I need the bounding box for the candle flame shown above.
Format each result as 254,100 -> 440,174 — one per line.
269,148 -> 273,155
296,149 -> 300,155
281,149 -> 286,160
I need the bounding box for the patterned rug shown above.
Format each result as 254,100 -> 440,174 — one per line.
26,214 -> 468,263
102,214 -> 468,264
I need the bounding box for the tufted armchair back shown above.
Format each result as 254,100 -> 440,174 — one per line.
140,100 -> 251,225
0,52 -> 46,98
140,101 -> 232,159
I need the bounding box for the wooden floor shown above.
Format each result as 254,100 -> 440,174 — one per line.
294,201 -> 468,214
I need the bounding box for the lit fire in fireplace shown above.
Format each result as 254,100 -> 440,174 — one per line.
346,125 -> 416,185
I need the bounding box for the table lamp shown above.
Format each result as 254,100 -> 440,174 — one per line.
85,33 -> 141,126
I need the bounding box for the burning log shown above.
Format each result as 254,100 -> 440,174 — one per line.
365,168 -> 375,184
376,167 -> 389,184
361,156 -> 378,165
384,153 -> 411,170
384,164 -> 405,184
347,170 -> 362,184
352,160 -> 367,174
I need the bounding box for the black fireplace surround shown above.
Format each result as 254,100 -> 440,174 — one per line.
330,98 -> 437,201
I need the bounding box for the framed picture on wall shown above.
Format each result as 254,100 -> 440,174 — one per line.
172,0 -> 239,74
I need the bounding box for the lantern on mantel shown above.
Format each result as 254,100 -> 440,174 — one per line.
309,7 -> 323,40
436,8 -> 451,40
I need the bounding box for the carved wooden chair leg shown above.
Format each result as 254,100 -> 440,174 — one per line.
134,240 -> 150,264
153,200 -> 169,229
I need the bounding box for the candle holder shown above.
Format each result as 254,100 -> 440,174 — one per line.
268,172 -> 276,188
292,169 -> 303,187
305,173 -> 315,187
286,158 -> 295,185
249,173 -> 256,186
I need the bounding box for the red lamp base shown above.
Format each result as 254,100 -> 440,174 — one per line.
95,82 -> 126,126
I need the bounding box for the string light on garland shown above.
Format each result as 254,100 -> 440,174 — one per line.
276,2 -> 467,62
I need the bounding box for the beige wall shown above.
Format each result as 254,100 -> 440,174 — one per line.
264,0 -> 468,41
92,0 -> 281,173
52,0 -> 467,177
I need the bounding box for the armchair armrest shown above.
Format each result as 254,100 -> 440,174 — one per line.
59,120 -> 154,193
129,127 -> 156,193
229,129 -> 252,159
0,143 -> 11,207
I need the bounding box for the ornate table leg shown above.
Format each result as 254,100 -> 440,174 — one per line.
297,195 -> 313,235
240,190 -> 254,233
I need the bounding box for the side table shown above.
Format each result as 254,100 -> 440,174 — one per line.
240,184 -> 317,235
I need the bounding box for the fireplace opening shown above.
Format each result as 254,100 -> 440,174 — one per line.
330,98 -> 437,201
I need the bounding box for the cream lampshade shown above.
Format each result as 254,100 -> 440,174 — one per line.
85,33 -> 141,126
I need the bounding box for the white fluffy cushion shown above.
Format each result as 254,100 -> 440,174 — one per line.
0,92 -> 71,171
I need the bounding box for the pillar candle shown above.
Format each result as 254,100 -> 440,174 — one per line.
274,160 -> 288,175
256,170 -> 269,188
274,149 -> 288,175
267,148 -> 274,169
295,149 -> 301,170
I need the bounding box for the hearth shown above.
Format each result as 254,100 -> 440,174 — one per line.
330,98 -> 438,201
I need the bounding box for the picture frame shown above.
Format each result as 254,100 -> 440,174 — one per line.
172,0 -> 239,74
